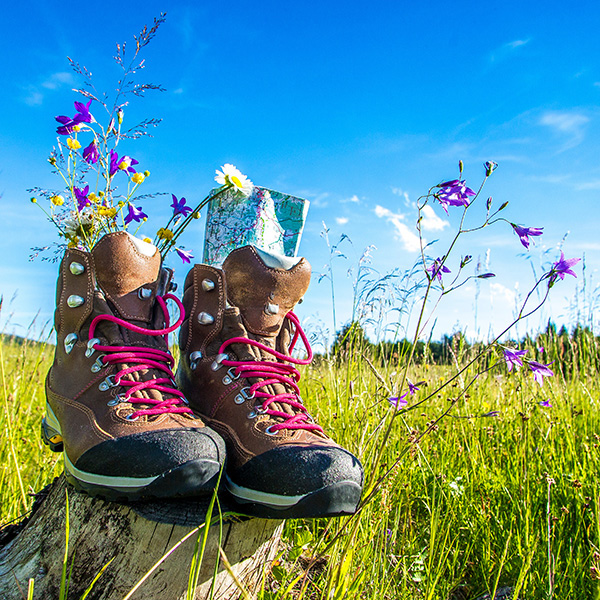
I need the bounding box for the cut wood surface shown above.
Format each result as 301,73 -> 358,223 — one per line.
0,476 -> 283,600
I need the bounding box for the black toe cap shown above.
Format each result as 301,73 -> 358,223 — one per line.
231,444 -> 364,496
75,427 -> 226,478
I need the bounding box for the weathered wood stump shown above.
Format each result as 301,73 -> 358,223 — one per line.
0,476 -> 282,599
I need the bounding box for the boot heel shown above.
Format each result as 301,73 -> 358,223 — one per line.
41,417 -> 64,452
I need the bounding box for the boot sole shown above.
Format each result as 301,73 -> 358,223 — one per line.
225,476 -> 362,519
42,404 -> 222,501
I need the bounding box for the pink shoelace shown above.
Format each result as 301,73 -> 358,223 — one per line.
88,293 -> 193,419
218,311 -> 324,434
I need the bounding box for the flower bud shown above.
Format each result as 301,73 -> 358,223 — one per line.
458,160 -> 464,174
193,211 -> 200,219
498,201 -> 509,211
477,273 -> 496,279
117,108 -> 124,124
485,161 -> 498,176
460,255 -> 472,268
486,196 -> 493,210
30,197 -> 37,203
48,156 -> 57,166
144,170 -> 150,177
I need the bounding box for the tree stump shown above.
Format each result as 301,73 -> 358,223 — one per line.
0,476 -> 283,600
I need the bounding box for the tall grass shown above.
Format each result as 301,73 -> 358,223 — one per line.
1,326 -> 599,599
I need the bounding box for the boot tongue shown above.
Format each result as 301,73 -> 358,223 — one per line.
222,245 -> 311,339
91,231 -> 161,323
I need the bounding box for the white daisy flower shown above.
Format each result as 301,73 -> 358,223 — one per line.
215,163 -> 254,197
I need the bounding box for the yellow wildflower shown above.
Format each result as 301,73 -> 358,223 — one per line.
51,195 -> 65,206
143,170 -> 150,177
30,197 -> 37,203
156,228 -> 174,241
132,173 -> 145,184
97,206 -> 117,218
87,192 -> 99,203
67,138 -> 81,150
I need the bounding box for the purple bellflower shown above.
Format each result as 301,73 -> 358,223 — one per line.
550,252 -> 580,282
427,258 -> 451,283
503,348 -> 527,372
510,223 -> 543,249
171,195 -> 192,217
528,361 -> 554,386
74,185 -> 90,211
435,179 -> 475,214
388,393 -> 409,411
539,399 -> 553,408
83,141 -> 99,164
175,248 -> 194,264
124,204 -> 148,225
109,150 -> 139,177
55,99 -> 94,135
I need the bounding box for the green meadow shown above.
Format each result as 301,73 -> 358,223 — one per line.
1,323 -> 598,599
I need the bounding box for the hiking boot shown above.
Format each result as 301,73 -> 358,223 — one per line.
43,232 -> 226,501
176,245 -> 363,518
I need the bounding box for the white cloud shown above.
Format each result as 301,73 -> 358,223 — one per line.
23,71 -> 76,106
539,110 -> 589,148
489,39 -> 531,63
420,205 -> 449,232
336,217 -> 349,225
173,87 -> 184,94
489,282 -> 516,305
41,72 -> 75,90
374,205 -> 421,252
392,187 -> 412,207
340,194 -> 360,204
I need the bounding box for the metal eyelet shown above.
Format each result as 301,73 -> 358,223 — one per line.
125,413 -> 139,421
201,278 -> 215,291
107,393 -> 127,406
99,375 -> 117,392
189,350 -> 203,370
222,367 -> 240,385
265,425 -> 278,436
64,333 -> 78,354
67,295 -> 85,308
91,354 -> 107,373
211,353 -> 228,371
138,287 -> 153,299
265,302 -> 279,315
69,262 -> 85,275
85,338 -> 101,358
198,312 -> 215,325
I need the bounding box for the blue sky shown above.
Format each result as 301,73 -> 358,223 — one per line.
1,0 -> 598,345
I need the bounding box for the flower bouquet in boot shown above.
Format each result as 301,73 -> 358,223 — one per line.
30,19 -> 235,501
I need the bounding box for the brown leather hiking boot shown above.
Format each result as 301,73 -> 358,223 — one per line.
176,245 -> 363,518
43,232 -> 225,501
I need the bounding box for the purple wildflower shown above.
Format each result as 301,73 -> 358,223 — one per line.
55,99 -> 94,135
538,346 -> 545,354
388,393 -> 408,410
73,99 -> 93,123
175,248 -> 194,264
503,348 -> 528,372
539,399 -> 553,408
109,150 -> 139,176
435,179 -> 475,214
124,204 -> 148,225
171,195 -> 192,217
407,379 -> 422,395
83,141 -> 99,165
550,252 -> 581,282
74,185 -> 90,211
510,223 -> 543,249
427,258 -> 451,283
528,361 -> 554,386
